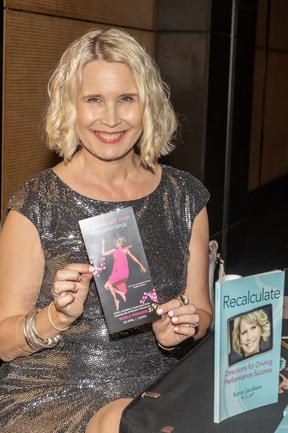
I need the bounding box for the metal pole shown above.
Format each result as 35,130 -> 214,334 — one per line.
221,0 -> 238,260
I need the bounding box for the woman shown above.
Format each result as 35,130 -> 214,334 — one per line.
0,29 -> 212,433
102,237 -> 146,310
231,309 -> 271,362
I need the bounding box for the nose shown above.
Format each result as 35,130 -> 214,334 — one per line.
101,102 -> 121,128
246,330 -> 252,340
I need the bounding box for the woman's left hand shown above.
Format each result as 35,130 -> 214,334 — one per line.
152,297 -> 199,348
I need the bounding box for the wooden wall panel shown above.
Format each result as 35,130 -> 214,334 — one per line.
255,0 -> 268,48
269,0 -> 288,51
4,0 -> 156,30
2,9 -> 155,216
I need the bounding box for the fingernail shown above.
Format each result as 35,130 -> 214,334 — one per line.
172,317 -> 178,323
174,327 -> 178,332
89,266 -> 95,272
168,310 -> 174,318
156,308 -> 163,315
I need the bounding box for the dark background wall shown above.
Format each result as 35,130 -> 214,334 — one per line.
156,0 -> 287,269
156,0 -> 211,180
156,0 -> 258,263
249,0 -> 288,211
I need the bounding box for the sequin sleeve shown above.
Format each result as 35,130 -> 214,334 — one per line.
6,171 -> 49,235
164,166 -> 210,239
186,172 -> 210,216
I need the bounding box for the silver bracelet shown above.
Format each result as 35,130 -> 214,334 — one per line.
16,317 -> 34,353
24,309 -> 61,350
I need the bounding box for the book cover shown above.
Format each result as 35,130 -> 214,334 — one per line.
79,206 -> 159,334
281,270 -> 288,337
279,339 -> 288,395
214,270 -> 285,423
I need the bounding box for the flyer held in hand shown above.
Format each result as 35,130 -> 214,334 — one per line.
79,206 -> 159,334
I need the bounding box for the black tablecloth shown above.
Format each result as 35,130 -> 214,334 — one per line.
120,334 -> 288,433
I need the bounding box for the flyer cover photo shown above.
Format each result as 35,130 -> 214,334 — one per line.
214,269 -> 285,423
79,206 -> 159,333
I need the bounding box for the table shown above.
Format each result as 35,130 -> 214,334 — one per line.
120,334 -> 288,433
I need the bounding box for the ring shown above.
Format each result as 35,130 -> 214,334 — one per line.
187,323 -> 199,329
51,287 -> 61,297
177,294 -> 189,306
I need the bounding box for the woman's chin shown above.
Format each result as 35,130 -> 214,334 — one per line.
244,348 -> 260,357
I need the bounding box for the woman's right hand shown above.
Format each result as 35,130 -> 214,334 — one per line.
51,263 -> 94,326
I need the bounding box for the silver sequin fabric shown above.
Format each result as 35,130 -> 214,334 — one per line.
0,165 -> 209,433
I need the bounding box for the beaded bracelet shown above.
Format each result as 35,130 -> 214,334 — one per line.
47,302 -> 70,332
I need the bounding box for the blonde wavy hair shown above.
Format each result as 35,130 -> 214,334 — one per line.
232,309 -> 271,355
45,28 -> 177,166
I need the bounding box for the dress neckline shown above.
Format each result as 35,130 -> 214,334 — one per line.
48,165 -> 165,204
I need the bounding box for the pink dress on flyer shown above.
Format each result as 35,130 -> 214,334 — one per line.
108,248 -> 130,293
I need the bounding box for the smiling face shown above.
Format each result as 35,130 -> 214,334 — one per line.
239,318 -> 262,357
75,60 -> 143,162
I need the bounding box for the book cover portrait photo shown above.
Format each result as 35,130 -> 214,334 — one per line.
228,304 -> 273,366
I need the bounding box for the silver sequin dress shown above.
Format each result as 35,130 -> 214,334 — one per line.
0,165 -> 209,433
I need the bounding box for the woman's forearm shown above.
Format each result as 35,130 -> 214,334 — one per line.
0,315 -> 29,361
0,304 -> 70,362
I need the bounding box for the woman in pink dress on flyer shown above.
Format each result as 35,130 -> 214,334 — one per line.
102,237 -> 147,311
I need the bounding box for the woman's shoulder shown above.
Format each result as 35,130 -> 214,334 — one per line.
6,169 -> 58,231
162,164 -> 210,208
9,168 -> 53,195
163,164 -> 207,188
7,169 -> 54,209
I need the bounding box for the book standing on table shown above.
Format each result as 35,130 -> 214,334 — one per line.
214,269 -> 285,423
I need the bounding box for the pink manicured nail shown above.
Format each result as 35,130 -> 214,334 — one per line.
172,317 -> 178,323
174,327 -> 179,332
89,266 -> 95,272
168,310 -> 174,317
156,308 -> 163,315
